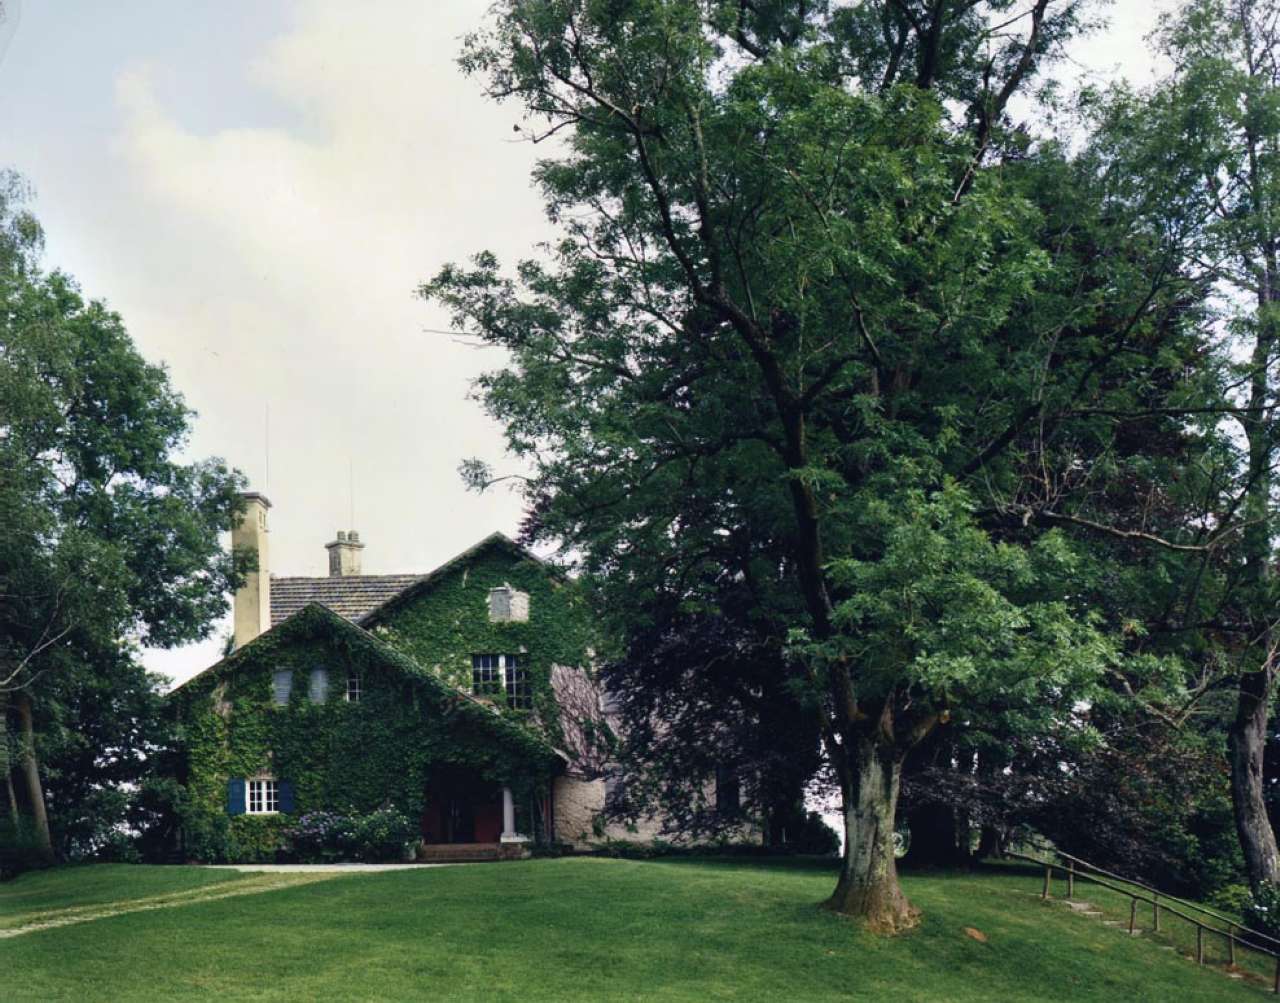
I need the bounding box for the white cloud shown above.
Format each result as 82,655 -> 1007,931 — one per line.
111,2 -> 553,684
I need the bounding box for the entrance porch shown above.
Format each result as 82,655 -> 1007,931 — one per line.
418,766 -> 532,862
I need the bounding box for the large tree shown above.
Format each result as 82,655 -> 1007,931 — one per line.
425,0 -> 1217,931
0,174 -> 246,862
1093,0 -> 1280,889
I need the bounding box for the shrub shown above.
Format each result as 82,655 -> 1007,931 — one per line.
288,811 -> 356,862
96,830 -> 142,864
1209,883 -> 1253,916
350,807 -> 417,862
1243,884 -> 1280,938
0,815 -> 51,880
287,807 -> 415,863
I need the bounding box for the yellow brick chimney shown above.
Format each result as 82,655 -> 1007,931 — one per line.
232,492 -> 272,649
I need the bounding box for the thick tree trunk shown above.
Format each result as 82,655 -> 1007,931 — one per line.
15,691 -> 54,863
1230,230 -> 1280,888
0,690 -> 17,824
1230,665 -> 1280,887
824,737 -> 919,933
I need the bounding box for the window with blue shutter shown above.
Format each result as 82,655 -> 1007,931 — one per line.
272,670 -> 293,706
227,778 -> 246,816
279,780 -> 296,814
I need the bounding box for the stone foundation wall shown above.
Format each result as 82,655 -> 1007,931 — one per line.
552,775 -> 748,848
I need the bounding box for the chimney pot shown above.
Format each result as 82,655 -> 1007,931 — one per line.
326,529 -> 365,577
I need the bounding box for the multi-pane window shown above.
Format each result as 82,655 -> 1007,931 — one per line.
247,779 -> 279,814
272,670 -> 293,706
504,656 -> 531,710
471,654 -> 503,698
471,654 -> 531,708
345,673 -> 362,703
309,667 -> 329,704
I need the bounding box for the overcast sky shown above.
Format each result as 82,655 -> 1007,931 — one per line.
0,0 -> 1176,686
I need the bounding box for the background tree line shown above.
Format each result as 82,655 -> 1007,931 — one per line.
0,171 -> 245,874
425,0 -> 1280,931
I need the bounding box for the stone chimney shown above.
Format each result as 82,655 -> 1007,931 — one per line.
232,492 -> 272,649
326,530 -> 364,577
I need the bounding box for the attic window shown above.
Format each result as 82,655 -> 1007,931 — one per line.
272,670 -> 293,706
345,673 -> 362,703
488,585 -> 529,623
309,667 -> 329,704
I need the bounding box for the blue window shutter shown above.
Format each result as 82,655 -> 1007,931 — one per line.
227,778 -> 246,816
279,780 -> 296,814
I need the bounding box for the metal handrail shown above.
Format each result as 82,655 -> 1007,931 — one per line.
1009,847 -> 1280,993
1026,839 -> 1280,951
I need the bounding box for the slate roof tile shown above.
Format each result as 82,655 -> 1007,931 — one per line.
269,574 -> 424,626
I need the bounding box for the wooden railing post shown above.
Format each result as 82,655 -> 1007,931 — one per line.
1129,898 -> 1137,934
1228,926 -> 1237,967
1197,925 -> 1204,965
1042,864 -> 1051,900
1067,860 -> 1075,899
1153,892 -> 1160,932
1273,954 -> 1279,994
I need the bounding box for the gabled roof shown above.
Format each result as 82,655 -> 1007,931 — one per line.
264,532 -> 553,628
356,532 -> 557,627
270,574 -> 423,626
171,602 -> 563,762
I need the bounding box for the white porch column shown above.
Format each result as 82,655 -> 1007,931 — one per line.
501,785 -> 517,839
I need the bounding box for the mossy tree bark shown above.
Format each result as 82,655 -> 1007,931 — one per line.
825,734 -> 919,934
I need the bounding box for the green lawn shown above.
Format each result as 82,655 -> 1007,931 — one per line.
0,863 -> 243,927
0,857 -> 1268,1001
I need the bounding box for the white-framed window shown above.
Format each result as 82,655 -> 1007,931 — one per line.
471,654 -> 503,698
504,656 -> 531,710
309,666 -> 329,704
247,779 -> 279,814
471,653 -> 531,709
345,673 -> 362,703
272,670 -> 293,706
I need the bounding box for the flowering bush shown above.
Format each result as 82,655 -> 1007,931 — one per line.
1243,884 -> 1280,939
287,807 -> 416,863
288,811 -> 357,862
352,807 -> 418,862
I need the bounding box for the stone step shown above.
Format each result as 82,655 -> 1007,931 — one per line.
416,842 -> 504,863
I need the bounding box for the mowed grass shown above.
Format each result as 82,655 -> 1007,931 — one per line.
0,857 -> 1267,1001
0,863 -> 244,929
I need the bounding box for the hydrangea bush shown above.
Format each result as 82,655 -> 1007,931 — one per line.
287,807 -> 416,863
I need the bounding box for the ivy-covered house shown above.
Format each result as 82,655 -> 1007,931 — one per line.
169,493 -> 618,862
